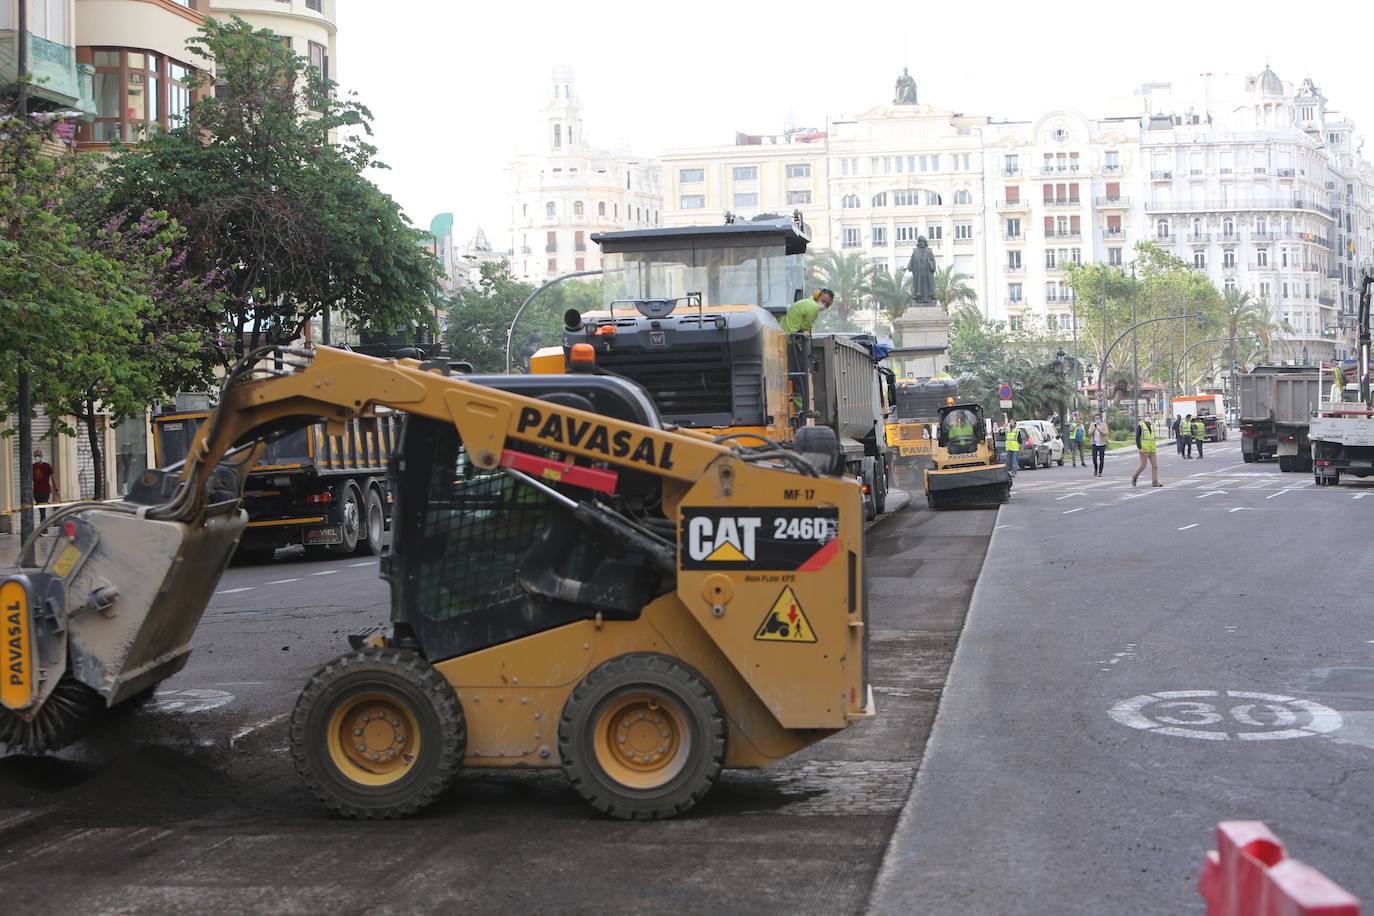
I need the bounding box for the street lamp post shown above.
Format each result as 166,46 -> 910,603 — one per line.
1099,313 -> 1203,419
1131,265 -> 1140,420
503,269 -> 603,374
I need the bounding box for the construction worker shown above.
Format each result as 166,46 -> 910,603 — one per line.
946,409 -> 976,454
1131,413 -> 1161,487
1181,413 -> 1194,459
1069,415 -> 1086,467
1173,415 -> 1185,457
1191,416 -> 1206,459
1004,419 -> 1023,477
780,288 -> 835,334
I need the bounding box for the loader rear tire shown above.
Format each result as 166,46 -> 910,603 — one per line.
291,649 -> 465,820
559,653 -> 725,820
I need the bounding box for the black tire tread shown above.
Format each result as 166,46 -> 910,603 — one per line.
558,652 -> 725,821
290,648 -> 465,820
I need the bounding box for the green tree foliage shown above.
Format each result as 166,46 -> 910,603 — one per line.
932,264 -> 978,313
441,263 -> 597,373
101,17 -> 441,357
946,310 -> 1068,419
0,108 -> 225,498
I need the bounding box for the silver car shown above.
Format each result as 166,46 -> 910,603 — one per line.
1016,420 -> 1064,467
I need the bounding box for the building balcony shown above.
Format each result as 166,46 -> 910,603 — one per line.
1151,170 -> 1173,180
1038,164 -> 1081,176
1004,264 -> 1025,274
1047,230 -> 1082,240
1247,264 -> 1273,271
1101,228 -> 1125,239
1005,298 -> 1025,309
1277,168 -> 1296,178
1001,166 -> 1021,177
545,244 -> 558,253
1002,231 -> 1026,242
1043,198 -> 1081,208
1143,198 -> 1334,216
1095,195 -> 1129,208
1251,231 -> 1279,241
1045,264 -> 1065,275
519,246 -> 532,255
1188,232 -> 1212,243
996,199 -> 1030,211
1102,164 -> 1123,175
953,235 -> 975,245
0,31 -> 97,115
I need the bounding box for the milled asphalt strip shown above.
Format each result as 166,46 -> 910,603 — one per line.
867,504 -> 1003,914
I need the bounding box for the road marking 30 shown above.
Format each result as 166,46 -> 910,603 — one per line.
1108,690 -> 1342,741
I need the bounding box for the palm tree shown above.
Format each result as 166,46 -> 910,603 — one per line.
1226,290 -> 1290,370
807,248 -> 872,330
932,264 -> 978,314
862,267 -> 908,335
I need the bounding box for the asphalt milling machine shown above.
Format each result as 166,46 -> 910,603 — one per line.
923,402 -> 1012,510
0,344 -> 872,821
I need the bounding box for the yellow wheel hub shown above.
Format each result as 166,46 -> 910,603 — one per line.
326,691 -> 421,787
593,692 -> 691,790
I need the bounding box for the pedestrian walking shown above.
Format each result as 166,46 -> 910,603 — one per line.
1181,414 -> 1194,459
1004,419 -> 1024,478
32,449 -> 55,522
1173,416 -> 1185,457
1069,416 -> 1086,467
1130,414 -> 1162,487
1192,416 -> 1206,459
1089,412 -> 1108,477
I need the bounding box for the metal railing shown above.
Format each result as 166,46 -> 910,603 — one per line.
996,199 -> 1029,209
1047,229 -> 1082,239
1002,231 -> 1026,241
1102,164 -> 1123,174
1101,228 -> 1125,238
1004,264 -> 1025,274
1151,170 -> 1173,180
1037,165 -> 1081,175
1188,232 -> 1212,243
1042,198 -> 1082,208
1001,167 -> 1021,176
1094,195 -> 1129,207
1143,198 -> 1333,216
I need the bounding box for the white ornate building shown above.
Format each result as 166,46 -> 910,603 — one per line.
508,66 -> 662,282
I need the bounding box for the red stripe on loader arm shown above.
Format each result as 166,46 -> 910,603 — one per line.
499,450 -> 619,495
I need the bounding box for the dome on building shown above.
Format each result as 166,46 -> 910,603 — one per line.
1253,65 -> 1284,97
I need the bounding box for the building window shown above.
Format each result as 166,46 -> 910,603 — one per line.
872,192 -> 887,207
1280,248 -> 1288,267
680,195 -> 705,209
574,231 -> 585,252
1105,150 -> 1120,170
84,49 -> 204,144
308,40 -> 329,82
522,204 -> 528,218
1007,251 -> 1022,269
1009,317 -> 1022,331
732,165 -> 758,181
896,225 -> 920,243
1224,278 -> 1236,292
1193,251 -> 1206,269
840,159 -> 850,177
925,190 -> 942,206
1223,250 -> 1235,268
1108,248 -> 1122,266
841,194 -> 861,209
1008,283 -> 1023,301
1046,250 -> 1057,269
1256,217 -> 1267,235
546,201 -> 556,219
1223,218 -> 1234,237
1156,219 -> 1170,239
1004,154 -> 1019,174
548,258 -> 557,273
1047,313 -> 1059,329
893,189 -> 918,206
926,225 -> 942,241
954,189 -> 972,205
954,223 -> 973,240
872,226 -> 887,247
573,200 -> 584,217
781,162 -> 811,180
786,190 -> 811,205
306,0 -> 323,10
1046,282 -> 1058,302
553,123 -> 561,148
597,201 -> 606,217
1005,218 -> 1021,238
679,168 -> 704,183
733,192 -> 758,208
1259,282 -> 1270,298
1070,248 -> 1081,265
1257,249 -> 1268,267
842,227 -> 861,248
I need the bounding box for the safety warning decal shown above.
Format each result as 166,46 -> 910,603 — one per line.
754,586 -> 817,643
680,507 -> 839,571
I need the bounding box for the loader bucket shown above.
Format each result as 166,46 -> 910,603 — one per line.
924,465 -> 1012,510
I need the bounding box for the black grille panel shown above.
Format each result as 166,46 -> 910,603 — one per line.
598,345 -> 733,419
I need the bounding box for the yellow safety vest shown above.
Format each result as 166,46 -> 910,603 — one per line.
1138,422 -> 1156,453
1192,421 -> 1204,439
1005,429 -> 1020,452
949,422 -> 974,442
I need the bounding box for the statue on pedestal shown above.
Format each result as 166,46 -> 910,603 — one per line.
894,68 -> 918,105
907,236 -> 937,304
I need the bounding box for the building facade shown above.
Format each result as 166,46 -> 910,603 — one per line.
508,66 -> 662,282
208,0 -> 335,86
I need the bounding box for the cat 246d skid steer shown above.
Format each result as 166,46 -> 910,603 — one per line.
0,344 -> 872,820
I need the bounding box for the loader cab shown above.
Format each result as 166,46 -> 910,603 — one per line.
384,374 -> 670,663
937,403 -> 986,457
548,217 -> 810,439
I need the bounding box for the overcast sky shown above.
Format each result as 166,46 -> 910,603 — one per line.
337,0 -> 1374,248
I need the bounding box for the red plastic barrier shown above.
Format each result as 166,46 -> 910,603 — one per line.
1198,821 -> 1361,916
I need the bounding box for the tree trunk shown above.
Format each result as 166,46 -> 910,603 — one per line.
85,397 -> 106,501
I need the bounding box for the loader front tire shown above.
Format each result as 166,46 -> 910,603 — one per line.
559,653 -> 725,820
291,649 -> 465,820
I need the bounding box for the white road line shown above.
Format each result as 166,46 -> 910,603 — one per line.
1196,490 -> 1227,499
1062,507 -> 1084,514
348,561 -> 375,567
1227,506 -> 1255,513
995,524 -> 1011,530
1178,523 -> 1199,531
229,712 -> 290,748
1054,492 -> 1086,500
265,578 -> 301,585
310,570 -> 338,577
215,587 -> 255,595
1354,493 -> 1370,500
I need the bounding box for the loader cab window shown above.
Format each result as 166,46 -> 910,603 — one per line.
390,417 -> 660,662
940,409 -> 981,455
602,245 -> 796,313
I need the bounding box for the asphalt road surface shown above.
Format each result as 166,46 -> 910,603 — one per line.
0,489 -> 1002,915
872,437 -> 1374,913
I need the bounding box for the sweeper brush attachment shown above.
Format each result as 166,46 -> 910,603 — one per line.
923,465 -> 1012,510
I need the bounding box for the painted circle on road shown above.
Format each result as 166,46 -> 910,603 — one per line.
151,687 -> 236,714
1108,690 -> 1342,741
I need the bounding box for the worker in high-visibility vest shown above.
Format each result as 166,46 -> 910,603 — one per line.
1004,419 -> 1023,476
1191,417 -> 1206,459
1131,413 -> 1161,487
946,411 -> 976,452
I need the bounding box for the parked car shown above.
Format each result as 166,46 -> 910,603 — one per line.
1017,420 -> 1064,467
1013,424 -> 1054,469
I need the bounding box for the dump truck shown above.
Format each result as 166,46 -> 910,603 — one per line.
532,214 -> 897,515
809,333 -> 896,517
923,402 -> 1012,509
1312,272 -> 1374,486
886,377 -> 958,471
1238,366 -> 1321,470
0,344 -> 872,821
153,408 -> 398,559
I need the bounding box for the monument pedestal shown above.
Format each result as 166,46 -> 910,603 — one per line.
891,304 -> 951,378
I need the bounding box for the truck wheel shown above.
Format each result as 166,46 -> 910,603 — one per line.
559,653 -> 725,821
359,488 -> 385,556
1242,451 -> 1255,463
291,649 -> 465,820
330,483 -> 363,555
1278,456 -> 1292,472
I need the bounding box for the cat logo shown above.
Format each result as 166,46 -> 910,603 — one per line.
648,330 -> 667,348
754,586 -> 817,643
686,515 -> 760,563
